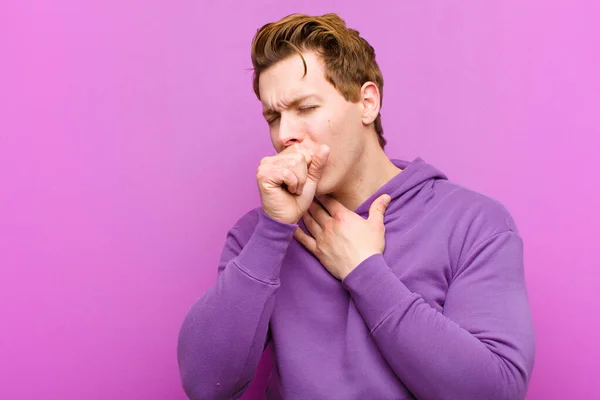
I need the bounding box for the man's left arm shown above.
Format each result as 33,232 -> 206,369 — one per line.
295,195 -> 536,400
342,230 -> 535,400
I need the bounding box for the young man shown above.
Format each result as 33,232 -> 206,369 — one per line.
178,13 -> 536,400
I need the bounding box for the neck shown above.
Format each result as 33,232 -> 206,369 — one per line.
329,135 -> 401,211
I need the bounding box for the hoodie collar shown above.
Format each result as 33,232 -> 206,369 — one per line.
353,157 -> 447,216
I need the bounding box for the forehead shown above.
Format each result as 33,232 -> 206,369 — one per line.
258,51 -> 329,103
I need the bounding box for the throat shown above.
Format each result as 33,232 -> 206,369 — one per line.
330,159 -> 401,211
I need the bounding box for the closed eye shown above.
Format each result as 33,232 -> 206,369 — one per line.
266,106 -> 318,125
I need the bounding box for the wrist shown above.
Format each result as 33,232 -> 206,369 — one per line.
263,209 -> 299,225
344,251 -> 379,280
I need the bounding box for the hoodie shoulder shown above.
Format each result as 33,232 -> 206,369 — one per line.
438,180 -> 519,235
432,180 -> 521,271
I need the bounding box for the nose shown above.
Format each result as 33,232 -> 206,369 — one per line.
277,113 -> 304,148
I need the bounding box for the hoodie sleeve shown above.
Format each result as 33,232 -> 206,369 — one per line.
177,209 -> 297,400
342,230 -> 536,400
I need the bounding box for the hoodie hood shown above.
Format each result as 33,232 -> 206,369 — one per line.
353,157 -> 448,218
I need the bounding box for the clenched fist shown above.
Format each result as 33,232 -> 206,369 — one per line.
257,143 -> 330,224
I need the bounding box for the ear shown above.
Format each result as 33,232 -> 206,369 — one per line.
360,81 -> 381,126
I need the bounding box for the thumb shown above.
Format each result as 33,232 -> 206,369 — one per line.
306,144 -> 330,184
368,194 -> 391,224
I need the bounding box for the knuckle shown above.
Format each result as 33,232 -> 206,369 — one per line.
256,164 -> 269,178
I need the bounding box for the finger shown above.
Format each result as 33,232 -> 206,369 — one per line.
289,145 -> 312,195
293,143 -> 313,165
304,144 -> 330,193
294,227 -> 317,253
368,194 -> 391,225
302,211 -> 323,237
272,154 -> 309,195
316,195 -> 346,219
281,168 -> 299,194
279,143 -> 312,167
257,163 -> 287,189
309,201 -> 330,225
288,154 -> 308,195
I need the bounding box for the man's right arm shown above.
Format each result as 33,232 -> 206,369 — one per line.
177,209 -> 297,400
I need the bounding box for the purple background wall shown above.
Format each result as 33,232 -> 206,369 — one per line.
1,1 -> 598,399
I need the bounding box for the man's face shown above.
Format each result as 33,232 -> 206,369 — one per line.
258,51 -> 366,195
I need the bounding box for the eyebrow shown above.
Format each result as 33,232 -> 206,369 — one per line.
262,94 -> 320,118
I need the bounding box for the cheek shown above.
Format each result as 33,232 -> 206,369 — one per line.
328,105 -> 360,139
308,113 -> 332,135
298,116 -> 331,150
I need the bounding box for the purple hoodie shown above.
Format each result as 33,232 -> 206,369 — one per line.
177,157 -> 536,400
